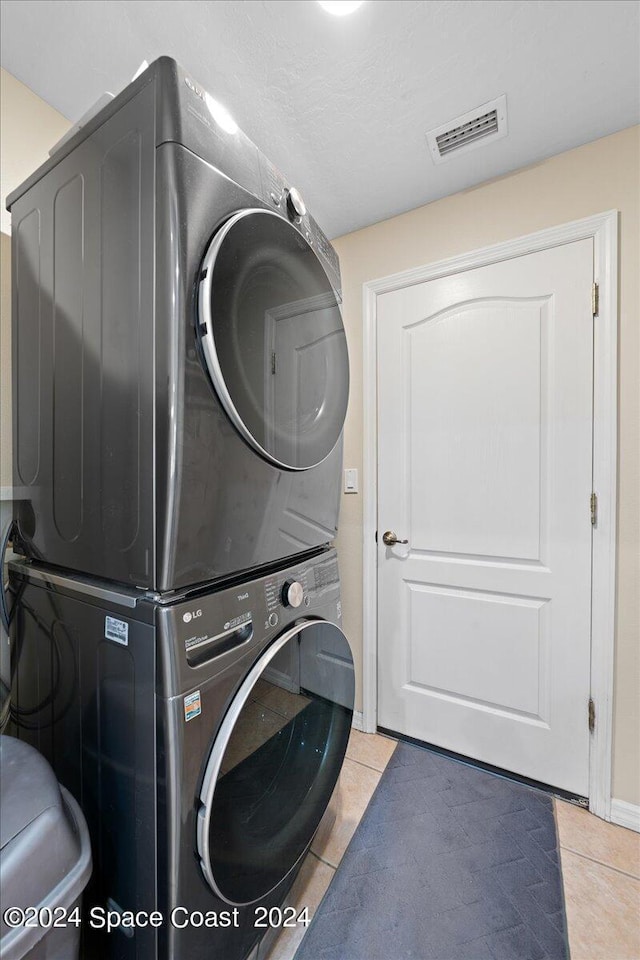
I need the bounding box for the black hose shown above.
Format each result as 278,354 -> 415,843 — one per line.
0,519 -> 14,635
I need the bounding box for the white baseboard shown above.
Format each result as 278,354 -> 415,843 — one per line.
610,798 -> 640,833
351,710 -> 365,732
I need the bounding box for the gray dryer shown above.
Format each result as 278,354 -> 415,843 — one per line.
7,57 -> 349,591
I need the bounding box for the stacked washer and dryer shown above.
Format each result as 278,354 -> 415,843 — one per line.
6,58 -> 354,960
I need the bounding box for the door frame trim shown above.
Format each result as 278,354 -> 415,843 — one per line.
362,210 -> 618,820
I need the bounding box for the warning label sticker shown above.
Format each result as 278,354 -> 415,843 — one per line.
105,616 -> 129,646
184,690 -> 202,723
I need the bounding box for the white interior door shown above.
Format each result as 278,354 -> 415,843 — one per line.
377,240 -> 594,795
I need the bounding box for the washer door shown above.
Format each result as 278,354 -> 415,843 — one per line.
197,209 -> 349,471
197,619 -> 354,906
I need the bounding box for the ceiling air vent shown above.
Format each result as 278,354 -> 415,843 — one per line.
426,95 -> 507,164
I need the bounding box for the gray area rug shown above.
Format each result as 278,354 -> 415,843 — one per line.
296,741 -> 569,960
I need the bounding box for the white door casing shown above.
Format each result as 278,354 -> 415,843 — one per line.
377,241 -> 593,795
362,212 -> 618,817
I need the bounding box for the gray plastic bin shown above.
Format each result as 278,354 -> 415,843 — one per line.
0,736 -> 92,960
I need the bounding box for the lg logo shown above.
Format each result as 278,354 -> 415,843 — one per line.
183,609 -> 203,624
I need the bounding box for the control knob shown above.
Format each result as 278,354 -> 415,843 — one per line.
281,580 -> 304,608
285,187 -> 306,223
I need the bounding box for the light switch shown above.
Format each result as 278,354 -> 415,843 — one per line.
344,468 -> 358,494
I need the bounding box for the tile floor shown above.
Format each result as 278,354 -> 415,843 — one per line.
556,799 -> 640,960
265,731 -> 640,960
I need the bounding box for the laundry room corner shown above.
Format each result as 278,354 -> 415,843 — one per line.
1,5 -> 639,960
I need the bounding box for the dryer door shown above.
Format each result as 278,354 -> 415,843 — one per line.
197,209 -> 349,471
197,619 -> 354,906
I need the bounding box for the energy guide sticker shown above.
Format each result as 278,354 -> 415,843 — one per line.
184,690 -> 202,722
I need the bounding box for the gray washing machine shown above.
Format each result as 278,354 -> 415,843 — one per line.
7,547 -> 354,960
7,56 -> 349,591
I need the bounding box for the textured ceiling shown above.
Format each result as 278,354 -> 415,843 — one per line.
1,0 -> 639,238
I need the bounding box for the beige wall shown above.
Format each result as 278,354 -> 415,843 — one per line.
333,125 -> 640,807
0,68 -> 71,234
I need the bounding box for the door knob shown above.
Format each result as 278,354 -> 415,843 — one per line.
382,530 -> 409,546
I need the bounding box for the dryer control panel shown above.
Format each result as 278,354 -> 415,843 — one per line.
259,155 -> 341,295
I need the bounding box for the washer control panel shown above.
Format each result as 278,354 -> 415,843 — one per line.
164,549 -> 340,683
264,568 -> 309,615
263,553 -> 339,617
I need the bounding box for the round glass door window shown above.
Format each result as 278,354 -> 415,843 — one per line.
197,209 -> 349,471
197,620 -> 354,905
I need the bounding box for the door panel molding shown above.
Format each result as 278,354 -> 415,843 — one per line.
362,210 -> 618,820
